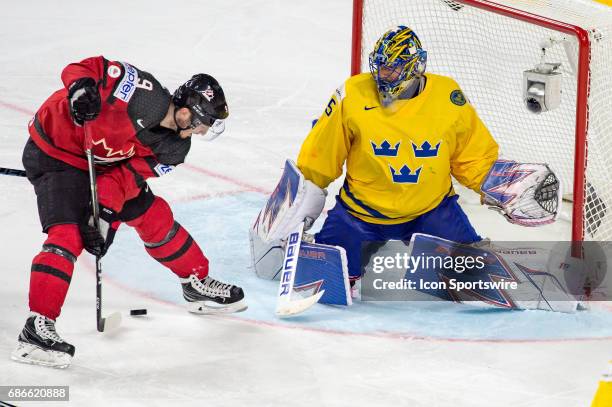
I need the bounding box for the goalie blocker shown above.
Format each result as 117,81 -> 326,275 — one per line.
250,160 -> 351,311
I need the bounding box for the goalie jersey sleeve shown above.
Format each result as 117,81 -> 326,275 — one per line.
297,85 -> 352,189
449,99 -> 499,192
297,73 -> 498,225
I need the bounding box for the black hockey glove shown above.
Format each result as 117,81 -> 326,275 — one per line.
68,78 -> 101,124
79,205 -> 118,257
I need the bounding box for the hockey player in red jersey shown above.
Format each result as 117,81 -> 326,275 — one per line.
12,56 -> 247,368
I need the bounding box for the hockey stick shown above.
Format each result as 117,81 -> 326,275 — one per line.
0,167 -> 26,177
84,124 -> 121,332
275,221 -> 325,317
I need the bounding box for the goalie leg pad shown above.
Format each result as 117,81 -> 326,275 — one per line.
250,216 -> 351,305
249,227 -> 351,306
403,233 -> 583,312
295,241 -> 351,306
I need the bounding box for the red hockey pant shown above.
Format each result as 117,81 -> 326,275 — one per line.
29,167 -> 209,320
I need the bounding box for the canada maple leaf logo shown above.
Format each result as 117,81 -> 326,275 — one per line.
91,138 -> 135,163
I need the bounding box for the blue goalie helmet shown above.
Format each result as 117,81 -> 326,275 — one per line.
369,26 -> 427,102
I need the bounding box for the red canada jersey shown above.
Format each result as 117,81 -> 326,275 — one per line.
28,56 -> 188,179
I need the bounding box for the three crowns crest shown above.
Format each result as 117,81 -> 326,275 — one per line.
371,138 -> 440,184
371,140 -> 401,157
370,139 -> 441,158
389,164 -> 422,184
412,140 -> 440,158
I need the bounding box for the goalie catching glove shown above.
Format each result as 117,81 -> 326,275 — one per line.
481,160 -> 561,226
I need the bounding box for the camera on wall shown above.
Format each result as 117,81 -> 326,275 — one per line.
523,62 -> 562,114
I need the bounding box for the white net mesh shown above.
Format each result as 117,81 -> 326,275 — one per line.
356,0 -> 612,240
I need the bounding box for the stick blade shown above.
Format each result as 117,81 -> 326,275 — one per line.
275,290 -> 325,318
100,312 -> 122,332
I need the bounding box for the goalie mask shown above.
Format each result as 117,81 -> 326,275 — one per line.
173,74 -> 229,141
369,26 -> 427,105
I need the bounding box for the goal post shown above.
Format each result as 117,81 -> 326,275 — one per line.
351,0 -> 612,241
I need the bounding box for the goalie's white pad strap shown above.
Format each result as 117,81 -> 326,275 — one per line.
481,160 -> 561,227
252,159 -> 325,242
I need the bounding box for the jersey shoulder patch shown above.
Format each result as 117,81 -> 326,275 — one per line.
450,89 -> 467,106
113,62 -> 138,103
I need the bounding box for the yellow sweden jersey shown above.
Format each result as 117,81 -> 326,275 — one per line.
297,73 -> 499,225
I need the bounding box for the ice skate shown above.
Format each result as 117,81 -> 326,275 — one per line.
11,313 -> 75,368
181,275 -> 247,314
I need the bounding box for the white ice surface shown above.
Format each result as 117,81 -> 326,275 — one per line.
0,1 -> 610,406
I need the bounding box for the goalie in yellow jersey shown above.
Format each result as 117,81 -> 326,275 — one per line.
253,26 -> 561,286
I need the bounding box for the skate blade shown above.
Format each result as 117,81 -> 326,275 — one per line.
187,299 -> 248,315
11,342 -> 72,369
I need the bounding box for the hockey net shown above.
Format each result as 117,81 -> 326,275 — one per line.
351,0 -> 612,241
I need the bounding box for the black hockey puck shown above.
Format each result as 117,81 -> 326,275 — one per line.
130,309 -> 147,316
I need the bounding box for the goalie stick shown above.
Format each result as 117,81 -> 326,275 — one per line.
275,221 -> 325,317
84,124 -> 121,332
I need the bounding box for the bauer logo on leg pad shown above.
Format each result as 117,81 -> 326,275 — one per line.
279,232 -> 300,296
